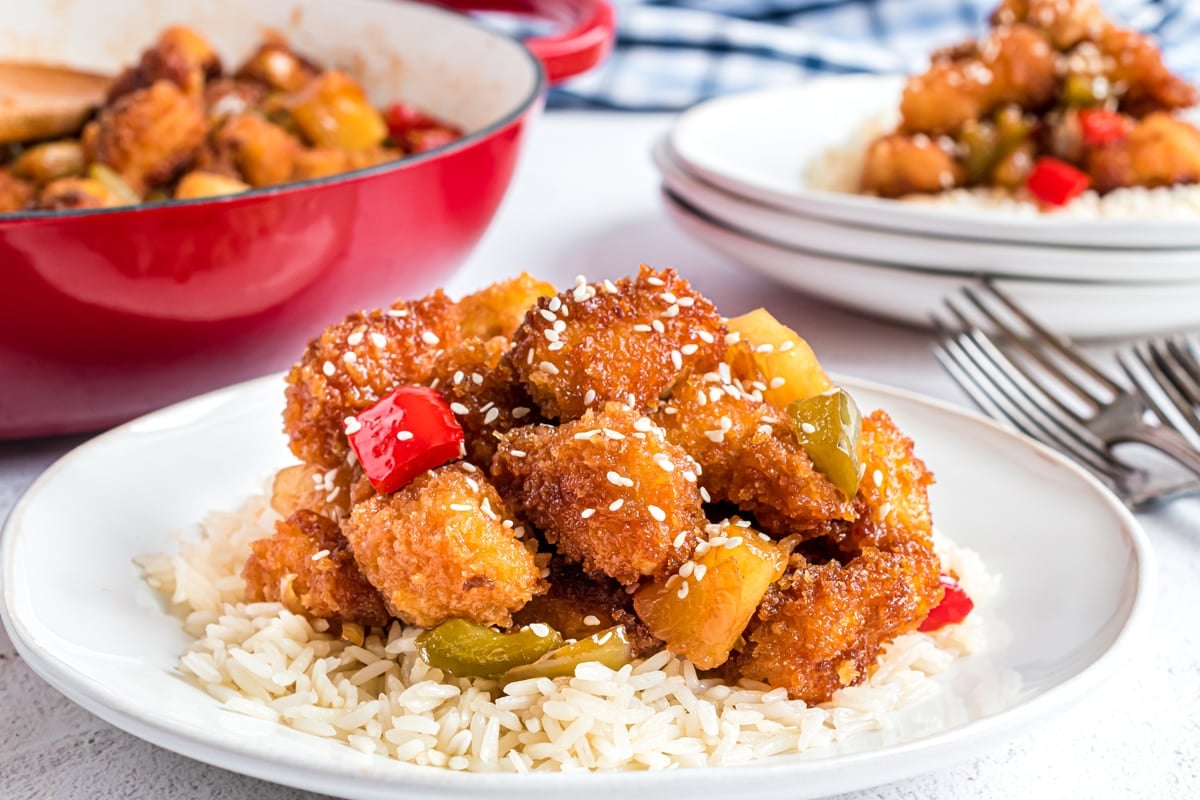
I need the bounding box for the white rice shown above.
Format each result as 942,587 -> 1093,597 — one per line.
136,491 -> 996,772
806,112 -> 1200,219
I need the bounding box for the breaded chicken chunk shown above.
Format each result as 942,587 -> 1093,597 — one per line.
235,38 -> 320,92
340,463 -> 546,628
204,78 -> 270,119
37,177 -> 127,210
0,169 -> 33,213
199,113 -> 301,187
429,337 -> 541,469
459,273 -> 557,341
269,462 -> 356,521
243,510 -> 390,627
654,375 -> 855,538
107,25 -> 222,103
283,290 -> 463,468
860,133 -> 965,197
1088,112 -> 1200,193
512,558 -> 662,657
85,81 -> 206,194
492,404 -> 701,585
734,410 -> 942,703
510,266 -> 725,421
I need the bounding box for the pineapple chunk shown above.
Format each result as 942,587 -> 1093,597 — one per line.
175,171 -> 250,199
633,523 -> 787,669
289,71 -> 387,151
726,308 -> 832,407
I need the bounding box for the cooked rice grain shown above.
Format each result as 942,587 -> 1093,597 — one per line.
136,491 -> 994,772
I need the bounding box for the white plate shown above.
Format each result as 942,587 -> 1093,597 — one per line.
668,75 -> 1200,250
2,374 -> 1153,799
663,190 -> 1200,339
654,139 -> 1200,285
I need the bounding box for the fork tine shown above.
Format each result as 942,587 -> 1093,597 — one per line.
1169,336 -> 1200,387
1163,338 -> 1200,410
974,281 -> 1122,394
933,324 -> 1128,482
957,285 -> 1111,411
1118,339 -> 1200,441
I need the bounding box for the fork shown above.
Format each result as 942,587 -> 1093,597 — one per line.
1119,335 -> 1200,445
932,281 -> 1200,510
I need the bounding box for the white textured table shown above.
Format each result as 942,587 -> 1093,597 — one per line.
2,113 -> 1197,799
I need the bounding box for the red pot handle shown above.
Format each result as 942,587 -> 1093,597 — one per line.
429,0 -> 615,84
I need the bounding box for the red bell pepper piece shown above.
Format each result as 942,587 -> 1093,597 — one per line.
919,574 -> 975,632
385,101 -> 443,137
345,385 -> 465,494
1079,109 -> 1130,146
406,128 -> 460,154
1027,157 -> 1091,206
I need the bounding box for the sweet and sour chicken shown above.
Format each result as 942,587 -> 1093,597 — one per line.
245,268 -> 964,703
861,0 -> 1200,206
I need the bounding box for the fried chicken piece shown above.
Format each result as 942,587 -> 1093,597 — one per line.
654,375 -> 854,538
243,510 -> 390,627
174,171 -> 251,199
86,81 -> 206,194
510,266 -> 725,421
269,463 -> 355,521
429,337 -> 541,469
204,78 -> 270,119
512,558 -> 661,657
1088,112 -> 1200,193
900,24 -> 1056,135
492,404 -> 701,586
0,169 -> 33,213
283,290 -> 464,468
37,177 -> 127,210
292,147 -> 353,180
235,38 -> 321,93
108,25 -> 222,103
860,133 -> 965,197
733,411 -> 942,703
11,141 -> 84,186
340,464 -> 546,628
198,113 -> 301,187
459,273 -> 557,340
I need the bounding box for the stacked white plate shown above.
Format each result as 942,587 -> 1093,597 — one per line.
655,75 -> 1200,339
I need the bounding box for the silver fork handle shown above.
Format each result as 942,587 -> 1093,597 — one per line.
1114,425 -> 1200,480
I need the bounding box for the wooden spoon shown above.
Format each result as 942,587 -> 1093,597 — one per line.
0,62 -> 112,144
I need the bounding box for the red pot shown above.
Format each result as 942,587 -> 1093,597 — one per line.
0,0 -> 614,438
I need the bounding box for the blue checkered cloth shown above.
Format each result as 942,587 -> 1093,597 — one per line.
546,0 -> 1200,110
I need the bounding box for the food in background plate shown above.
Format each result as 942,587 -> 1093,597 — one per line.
0,26 -> 461,213
854,0 -> 1200,209
138,268 -> 994,771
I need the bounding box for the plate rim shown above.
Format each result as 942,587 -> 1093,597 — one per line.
667,74 -> 1200,250
0,373 -> 1157,798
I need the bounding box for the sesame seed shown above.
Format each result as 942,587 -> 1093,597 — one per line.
509,449 -> 526,457
756,424 -> 773,436
736,519 -> 751,528
677,297 -> 695,307
700,486 -> 712,502
720,416 -> 732,430
603,428 -> 626,441
725,332 -> 741,345
603,280 -> 618,294
663,304 -> 680,318
673,531 -> 689,548
709,388 -> 724,403
665,406 -> 678,415
679,561 -> 695,578
682,470 -> 697,483
465,477 -> 480,492
680,344 -> 699,356
634,417 -> 654,432
449,503 -> 472,512
652,319 -> 666,334
461,462 -> 477,473
311,549 -> 330,561
502,519 -> 513,528
676,581 -> 689,599
660,292 -> 677,304
322,360 -> 336,376
480,497 -> 498,521
633,324 -> 653,332
573,429 -> 601,440
609,498 -> 624,511
801,422 -> 817,435
646,276 -> 665,287
648,504 -> 666,522
695,541 -> 711,556
671,350 -> 683,370
770,377 -> 786,389
697,330 -> 715,344
583,615 -> 601,626
484,407 -> 500,425
386,307 -> 408,318
780,340 -> 795,352
607,470 -> 630,487
343,416 -> 361,434
421,331 -> 440,346
471,373 -> 484,385
480,401 -> 495,413
873,469 -> 884,487
395,430 -> 414,441
704,429 -> 725,443
693,564 -> 708,580
342,351 -> 357,364
553,320 -> 566,333
548,296 -> 562,312
453,370 -> 464,384
879,502 -> 893,518
347,330 -> 364,346
539,309 -> 557,322
583,389 -> 596,406
526,349 -> 535,365
539,361 -> 560,375
756,343 -> 775,353
581,508 -> 596,519
718,363 -> 732,384
450,402 -> 469,415
708,536 -> 725,548
529,623 -> 551,638
370,332 -> 387,348
544,329 -> 560,342
725,537 -> 744,549
429,378 -> 440,389
548,342 -> 564,351
512,407 -> 531,419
